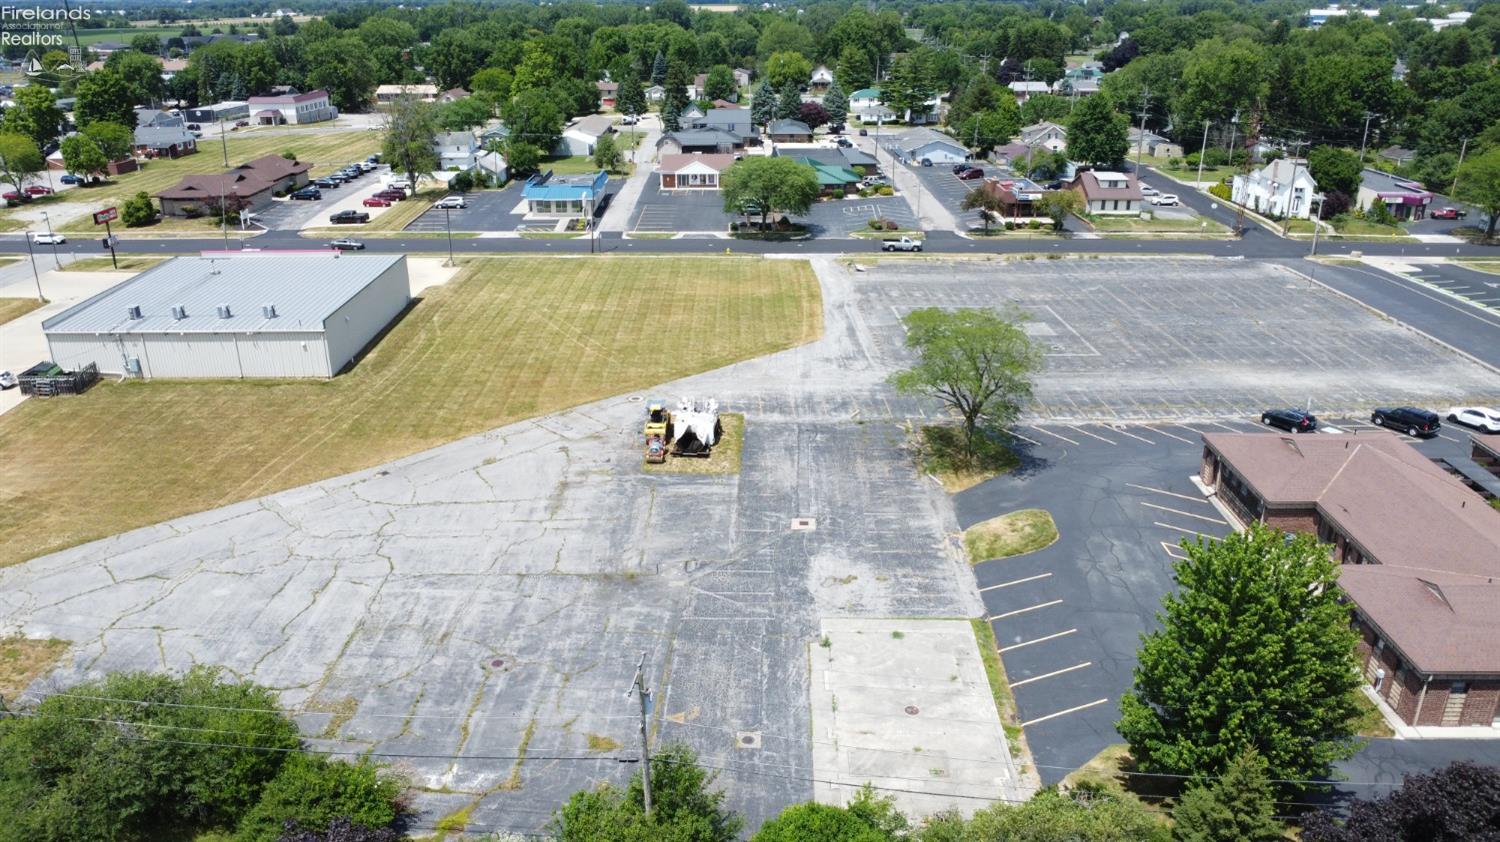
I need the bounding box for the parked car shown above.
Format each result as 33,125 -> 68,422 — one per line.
373,189 -> 406,201
290,188 -> 321,200
59,174 -> 80,185
358,161 -> 377,172
0,370 -> 14,390
958,168 -> 985,180
32,232 -> 65,244
952,163 -> 974,174
434,196 -> 467,210
330,238 -> 365,250
366,153 -> 381,163
234,120 -> 250,128
1371,406 -> 1442,437
186,122 -> 201,130
920,158 -> 933,167
835,137 -> 852,148
1140,184 -> 1159,196
881,235 -> 923,252
362,196 -> 392,207
1150,194 -> 1180,206
329,210 -> 370,224
1045,180 -> 1063,190
2,191 -> 21,201
1260,408 -> 1318,433
25,185 -> 53,196
387,179 -> 412,191
861,175 -> 888,187
621,115 -> 638,125
1431,207 -> 1468,220
313,178 -> 338,189
858,128 -> 868,136
1445,406 -> 1500,433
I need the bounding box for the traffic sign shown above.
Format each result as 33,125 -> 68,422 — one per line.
93,207 -> 118,225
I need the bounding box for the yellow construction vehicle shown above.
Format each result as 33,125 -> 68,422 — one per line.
644,400 -> 672,463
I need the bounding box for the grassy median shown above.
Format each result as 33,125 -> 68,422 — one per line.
0,257 -> 822,567
964,509 -> 1059,564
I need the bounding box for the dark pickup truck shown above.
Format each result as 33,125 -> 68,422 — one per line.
329,210 -> 370,224
1371,406 -> 1441,437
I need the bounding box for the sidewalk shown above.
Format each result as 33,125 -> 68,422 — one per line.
599,116 -> 661,233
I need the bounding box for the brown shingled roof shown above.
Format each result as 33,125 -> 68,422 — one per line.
1201,431 -> 1446,505
154,154 -> 310,201
1337,566 -> 1500,674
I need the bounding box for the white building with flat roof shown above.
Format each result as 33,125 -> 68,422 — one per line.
42,254 -> 410,379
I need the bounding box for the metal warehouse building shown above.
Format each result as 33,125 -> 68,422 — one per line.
42,253 -> 411,379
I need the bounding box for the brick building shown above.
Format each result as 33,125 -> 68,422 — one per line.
1198,432 -> 1500,728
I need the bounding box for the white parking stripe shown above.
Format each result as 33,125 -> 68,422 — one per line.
1126,483 -> 1205,504
999,628 -> 1076,653
1066,425 -> 1117,445
978,572 -> 1052,591
1141,502 -> 1226,524
1007,428 -> 1042,446
989,599 -> 1063,620
1021,698 -> 1110,727
1149,426 -> 1193,444
1154,521 -> 1219,538
1010,661 -> 1093,687
1109,427 -> 1155,444
1030,426 -> 1081,446
1160,540 -> 1188,560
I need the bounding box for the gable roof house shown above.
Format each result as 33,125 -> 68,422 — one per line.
1231,158 -> 1320,220
1019,122 -> 1068,153
656,129 -> 745,156
433,131 -> 508,181
809,65 -> 835,93
645,84 -> 666,102
555,115 -> 615,157
134,126 -> 199,159
1128,127 -> 1183,160
1070,170 -> 1143,215
134,108 -> 184,129
891,127 -> 968,164
596,80 -> 618,109
691,108 -> 753,138
849,87 -> 894,122
691,73 -> 709,100
733,68 -> 753,88
767,119 -> 813,143
658,153 -> 736,190
154,154 -> 311,217
1008,81 -> 1051,103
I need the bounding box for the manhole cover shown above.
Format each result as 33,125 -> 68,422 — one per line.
735,731 -> 762,749
790,517 -> 817,532
904,705 -> 920,716
490,659 -> 504,668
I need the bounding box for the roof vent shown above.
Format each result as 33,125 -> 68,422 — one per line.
126,305 -> 142,319
216,304 -> 232,319
171,305 -> 187,320
262,303 -> 277,319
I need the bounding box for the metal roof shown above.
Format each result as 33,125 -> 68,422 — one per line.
43,253 -> 405,336
522,170 -> 608,201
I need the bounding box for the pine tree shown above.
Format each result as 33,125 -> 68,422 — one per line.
823,80 -> 849,130
1172,750 -> 1284,842
650,50 -> 667,86
775,80 -> 802,120
751,80 -> 777,129
616,66 -> 645,118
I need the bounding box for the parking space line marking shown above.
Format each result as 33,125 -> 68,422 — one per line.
1149,426 -> 1193,444
1154,521 -> 1218,539
1030,427 -> 1081,446
1141,502 -> 1226,524
1021,697 -> 1110,727
990,599 -> 1063,620
1126,483 -> 1205,504
1109,427 -> 1155,444
1066,425 -> 1117,445
1160,540 -> 1188,560
1205,421 -> 1242,432
999,628 -> 1076,653
979,572 -> 1052,591
1436,432 -> 1462,443
1007,428 -> 1042,446
1010,662 -> 1093,687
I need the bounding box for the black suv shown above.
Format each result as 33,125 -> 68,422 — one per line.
1371,406 -> 1441,437
290,188 -> 321,200
1260,408 -> 1318,433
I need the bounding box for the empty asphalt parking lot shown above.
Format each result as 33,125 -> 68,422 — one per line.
854,257 -> 1500,420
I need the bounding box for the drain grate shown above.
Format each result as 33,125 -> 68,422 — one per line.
736,731 -> 762,749
790,518 -> 817,532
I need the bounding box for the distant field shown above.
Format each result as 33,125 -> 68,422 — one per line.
73,26 -> 181,45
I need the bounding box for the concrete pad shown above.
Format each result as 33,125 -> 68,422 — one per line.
404,258 -> 461,294
810,618 -> 1024,818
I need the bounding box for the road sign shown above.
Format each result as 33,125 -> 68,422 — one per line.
93,207 -> 118,225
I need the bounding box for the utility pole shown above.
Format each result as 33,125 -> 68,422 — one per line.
1451,137 -> 1469,197
1357,112 -> 1377,165
1225,109 -> 1240,158
1281,140 -> 1307,237
1231,106 -> 1260,237
1309,195 -> 1323,256
1132,87 -> 1152,172
444,206 -> 455,264
219,115 -> 230,168
626,652 -> 654,816
1196,119 -> 1211,187
24,228 -> 43,301
41,211 -> 59,270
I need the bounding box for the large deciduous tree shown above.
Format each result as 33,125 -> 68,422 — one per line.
836,45 -> 873,93
305,37 -> 376,113
381,95 -> 440,190
720,155 -> 820,231
704,64 -> 736,102
551,743 -> 742,842
1454,146 -> 1500,241
60,133 -> 109,180
1066,94 -> 1129,168
1301,761 -> 1500,842
5,86 -> 63,150
956,104 -> 1022,156
765,50 -> 813,90
1307,146 -> 1362,199
1117,523 -> 1363,786
0,133 -> 43,196
1171,749 -> 1284,842
888,307 -> 1043,458
74,70 -> 137,129
960,186 -> 1006,233
922,787 -> 1168,840
428,29 -> 488,91
501,89 -> 565,156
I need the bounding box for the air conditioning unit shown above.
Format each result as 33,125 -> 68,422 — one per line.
171,305 -> 186,320
216,304 -> 232,319
126,305 -> 142,319
262,304 -> 277,319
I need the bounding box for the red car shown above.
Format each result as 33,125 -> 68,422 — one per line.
25,185 -> 52,196
362,196 -> 392,207
373,190 -> 406,201
958,168 -> 985,180
1431,207 -> 1467,220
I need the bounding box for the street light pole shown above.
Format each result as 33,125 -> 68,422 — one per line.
1196,119 -> 1210,187
443,206 -> 454,266
41,211 -> 59,270
23,229 -> 43,301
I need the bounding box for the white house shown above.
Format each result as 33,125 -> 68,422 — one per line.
555,115 -> 615,157
645,84 -> 666,102
849,87 -> 894,122
375,84 -> 438,104
1019,122 -> 1068,153
1008,81 -> 1050,102
1231,158 -> 1319,219
892,127 -> 967,164
433,131 -> 507,181
809,65 -> 834,92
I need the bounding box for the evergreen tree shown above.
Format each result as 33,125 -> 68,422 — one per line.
650,50 -> 667,85
661,62 -> 691,132
751,79 -> 777,128
1172,749 -> 1284,842
823,80 -> 849,129
616,67 -> 646,119
775,80 -> 803,120
836,45 -> 873,92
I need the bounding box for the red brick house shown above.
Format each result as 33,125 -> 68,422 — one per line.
657,153 -> 736,190
1199,431 -> 1500,728
154,154 -> 311,217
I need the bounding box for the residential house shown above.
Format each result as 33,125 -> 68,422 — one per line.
160,57 -> 187,80
438,88 -> 469,103
1378,146 -> 1415,167
154,154 -> 311,217
434,131 -> 483,171
795,158 -> 861,196
657,153 -> 736,190
1198,431 -> 1500,728
1127,127 -> 1183,159
691,74 -> 709,100
88,40 -> 131,56
1051,77 -> 1101,98
711,99 -> 741,110
375,84 -> 438,104
1357,168 -> 1432,221
134,126 -> 198,159
891,127 -> 967,164
691,108 -> 753,139
849,88 -> 893,123
656,129 -> 744,155
134,108 -> 184,129
596,80 -> 618,109
775,145 -> 879,175
809,65 -> 835,93
1070,170 -> 1143,215
555,115 -> 615,157
767,119 -> 813,143
1008,81 -> 1051,103
1231,158 -> 1320,219
645,84 -> 666,103
246,89 -> 335,125
733,68 -> 753,89
1019,122 -> 1068,153
521,170 -> 608,218
681,104 -> 707,124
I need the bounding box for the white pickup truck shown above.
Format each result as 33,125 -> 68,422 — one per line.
881,235 -> 924,252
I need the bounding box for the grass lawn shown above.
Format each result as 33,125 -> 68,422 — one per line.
0,297 -> 44,326
0,257 -> 822,568
1088,214 -> 1227,234
971,619 -> 1025,760
642,413 -> 744,475
1350,689 -> 1395,738
25,132 -> 383,233
1140,154 -> 1237,184
1332,217 -> 1404,237
541,156 -> 612,176
59,256 -> 168,272
1453,259 -> 1500,275
964,509 -> 1059,563
917,425 -> 1020,493
0,637 -> 69,699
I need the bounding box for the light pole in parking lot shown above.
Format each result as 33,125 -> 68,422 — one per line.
442,206 -> 454,266
23,228 -> 44,301
40,211 -> 60,270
